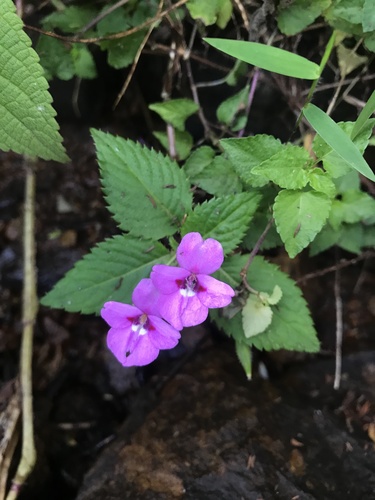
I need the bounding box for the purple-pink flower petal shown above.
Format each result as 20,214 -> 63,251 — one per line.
101,301 -> 140,328
148,315 -> 181,349
132,278 -> 161,316
151,265 -> 190,294
196,274 -> 235,308
159,292 -> 208,330
177,232 -> 224,274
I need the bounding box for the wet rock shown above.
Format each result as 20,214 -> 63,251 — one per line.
77,345 -> 375,500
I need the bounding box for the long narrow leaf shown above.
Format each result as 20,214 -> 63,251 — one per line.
303,104 -> 375,182
204,38 -> 320,80
351,90 -> 375,139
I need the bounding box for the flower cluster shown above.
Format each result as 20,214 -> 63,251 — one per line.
101,232 -> 235,367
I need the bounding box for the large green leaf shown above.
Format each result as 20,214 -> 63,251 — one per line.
273,189 -> 332,258
211,256 -> 319,352
251,145 -> 312,189
41,235 -> 171,314
0,0 -> 68,162
221,135 -> 284,187
182,192 -> 261,254
204,38 -> 320,79
92,130 -> 192,239
184,148 -> 243,196
304,104 -> 375,181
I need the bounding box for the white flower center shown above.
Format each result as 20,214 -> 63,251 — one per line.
179,274 -> 198,297
131,313 -> 149,336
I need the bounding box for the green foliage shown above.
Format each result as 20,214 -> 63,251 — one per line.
182,193 -> 261,254
211,256 -> 319,353
235,341 -> 252,379
351,90 -> 375,139
221,135 -> 283,187
186,0 -> 232,28
0,0 -> 68,162
204,38 -> 320,79
242,285 -> 282,338
216,85 -> 250,131
273,189 -> 332,258
184,147 -> 243,195
154,130 -> 193,160
41,235 -> 171,314
304,104 -> 375,181
92,129 -> 192,239
149,99 -> 199,131
251,145 -> 312,189
277,0 -> 331,36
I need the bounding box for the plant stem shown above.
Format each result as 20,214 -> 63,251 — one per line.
240,217 -> 274,287
6,163 -> 37,500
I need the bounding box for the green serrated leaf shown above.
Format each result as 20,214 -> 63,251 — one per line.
42,5 -> 97,31
0,0 -> 68,162
204,38 -> 320,79
37,36 -> 75,80
329,190 -> 375,230
150,99 -> 199,131
243,293 -> 273,338
212,256 -> 319,352
307,168 -> 336,197
363,0 -> 375,32
235,340 -> 252,379
187,0 -> 232,28
185,152 -> 243,196
304,104 -> 375,181
92,130 -> 192,239
71,44 -> 97,79
41,235 -> 171,314
182,192 -> 261,254
154,130 -> 193,160
274,189 -> 332,258
277,0 -> 331,36
213,253 -> 245,288
221,135 -> 284,187
252,145 -> 312,189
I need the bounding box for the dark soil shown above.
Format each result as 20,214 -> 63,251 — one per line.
1,17 -> 375,500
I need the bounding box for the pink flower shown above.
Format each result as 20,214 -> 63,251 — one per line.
101,279 -> 181,367
151,232 -> 235,330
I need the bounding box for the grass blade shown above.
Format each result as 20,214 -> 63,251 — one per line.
204,38 -> 320,79
351,90 -> 375,139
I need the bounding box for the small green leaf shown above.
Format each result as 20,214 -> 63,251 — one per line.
226,60 -> 248,86
37,36 -> 75,80
42,5 -> 97,31
252,145 -> 312,189
204,38 -> 320,79
71,44 -> 97,79
273,189 -> 332,258
221,135 -> 284,187
329,190 -> 375,229
41,235 -> 171,314
304,104 -> 375,181
150,99 -> 199,131
216,85 -> 250,131
0,0 -> 68,162
243,293 -> 273,338
187,0 -> 232,28
351,90 -> 375,139
277,0 -> 331,36
265,285 -> 283,305
363,0 -> 375,32
92,130 -> 192,239
154,130 -> 193,160
235,341 -> 252,380
182,192 -> 261,254
185,151 -> 242,196
307,168 -> 336,197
